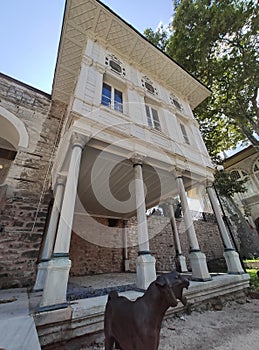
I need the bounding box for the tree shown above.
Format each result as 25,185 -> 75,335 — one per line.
144,0 -> 259,158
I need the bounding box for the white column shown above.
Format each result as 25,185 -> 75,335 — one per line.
131,155 -> 156,290
168,200 -> 188,272
33,176 -> 66,291
39,133 -> 88,311
176,174 -> 211,281
207,183 -> 244,274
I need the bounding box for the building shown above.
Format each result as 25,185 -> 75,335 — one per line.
0,0 -> 244,317
224,145 -> 259,232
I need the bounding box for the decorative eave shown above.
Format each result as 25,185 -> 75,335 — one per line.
223,145 -> 256,168
52,0 -> 210,109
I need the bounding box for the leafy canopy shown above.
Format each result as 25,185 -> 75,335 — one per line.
144,0 -> 259,158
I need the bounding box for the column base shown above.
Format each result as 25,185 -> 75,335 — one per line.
178,254 -> 188,273
39,257 -> 71,309
223,249 -> 244,274
189,250 -> 211,281
33,260 -> 49,291
136,254 -> 156,290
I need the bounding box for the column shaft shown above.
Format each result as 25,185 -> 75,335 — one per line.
176,176 -> 200,251
168,202 -> 188,272
207,185 -> 233,249
134,163 -> 150,253
33,178 -> 65,291
42,178 -> 65,259
53,145 -> 83,255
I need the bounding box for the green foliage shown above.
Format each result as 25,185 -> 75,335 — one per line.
144,0 -> 259,157
144,27 -> 169,51
246,269 -> 259,291
214,169 -> 247,197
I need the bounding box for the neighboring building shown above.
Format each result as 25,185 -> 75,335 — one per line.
0,0 -> 244,313
224,145 -> 259,231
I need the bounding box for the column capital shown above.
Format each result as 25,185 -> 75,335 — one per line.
70,132 -> 89,149
175,168 -> 184,178
130,153 -> 146,166
206,179 -> 214,188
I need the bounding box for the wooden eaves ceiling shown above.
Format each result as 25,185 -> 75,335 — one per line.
52,0 -> 210,109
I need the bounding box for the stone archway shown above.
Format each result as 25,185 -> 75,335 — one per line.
0,106 -> 29,184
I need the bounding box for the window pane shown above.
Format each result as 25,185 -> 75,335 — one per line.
114,89 -> 123,112
101,83 -> 111,107
180,124 -> 190,144
151,108 -> 161,131
145,105 -> 153,127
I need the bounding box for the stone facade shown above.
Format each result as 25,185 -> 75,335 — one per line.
0,73 -> 66,288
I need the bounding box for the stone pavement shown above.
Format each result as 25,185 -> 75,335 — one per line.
0,288 -> 41,350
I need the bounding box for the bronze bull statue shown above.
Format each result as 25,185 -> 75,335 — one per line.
104,271 -> 190,350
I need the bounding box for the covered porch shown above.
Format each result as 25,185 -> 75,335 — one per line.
33,127 -> 245,314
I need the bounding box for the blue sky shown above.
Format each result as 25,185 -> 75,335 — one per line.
0,0 -> 173,94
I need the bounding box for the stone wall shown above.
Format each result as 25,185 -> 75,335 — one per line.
70,217 -> 125,276
0,74 -> 66,288
69,213 -> 225,276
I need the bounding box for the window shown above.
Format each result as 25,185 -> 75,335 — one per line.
101,82 -> 123,113
180,123 -> 190,144
253,159 -> 259,180
145,105 -> 161,131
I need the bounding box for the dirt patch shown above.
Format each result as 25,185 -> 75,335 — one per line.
86,298 -> 259,350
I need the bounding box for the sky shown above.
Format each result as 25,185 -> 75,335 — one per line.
0,0 -> 173,94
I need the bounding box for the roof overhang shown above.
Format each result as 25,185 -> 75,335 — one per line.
52,0 -> 210,109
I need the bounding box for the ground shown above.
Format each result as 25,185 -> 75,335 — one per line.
86,298 -> 259,350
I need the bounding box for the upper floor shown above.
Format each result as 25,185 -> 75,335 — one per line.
52,0 -> 213,178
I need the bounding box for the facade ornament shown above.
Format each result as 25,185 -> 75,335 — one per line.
141,76 -> 158,96
105,54 -> 126,77
170,93 -> 183,111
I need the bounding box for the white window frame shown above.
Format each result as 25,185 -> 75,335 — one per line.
101,82 -> 123,113
180,123 -> 190,145
145,104 -> 161,131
